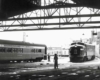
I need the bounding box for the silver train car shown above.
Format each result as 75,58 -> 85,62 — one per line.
69,42 -> 95,62
0,40 -> 47,63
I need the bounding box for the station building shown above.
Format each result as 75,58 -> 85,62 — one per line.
90,31 -> 100,57
47,47 -> 69,57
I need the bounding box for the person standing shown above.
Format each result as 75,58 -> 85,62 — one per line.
54,54 -> 58,69
48,54 -> 50,62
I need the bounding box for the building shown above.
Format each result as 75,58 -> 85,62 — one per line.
91,31 -> 100,57
47,47 -> 69,57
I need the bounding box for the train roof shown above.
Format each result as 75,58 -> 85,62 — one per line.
0,39 -> 46,47
71,42 -> 85,45
71,42 -> 95,46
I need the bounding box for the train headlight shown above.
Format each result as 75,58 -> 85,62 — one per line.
80,49 -> 84,50
75,45 -> 77,47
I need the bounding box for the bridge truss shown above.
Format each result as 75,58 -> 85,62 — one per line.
1,0 -> 100,31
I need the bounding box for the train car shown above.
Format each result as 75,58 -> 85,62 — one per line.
0,39 -> 47,63
69,42 -> 95,62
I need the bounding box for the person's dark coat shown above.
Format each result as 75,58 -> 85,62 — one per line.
54,54 -> 58,69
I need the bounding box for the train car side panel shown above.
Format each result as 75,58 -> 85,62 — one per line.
86,44 -> 95,60
0,40 -> 47,62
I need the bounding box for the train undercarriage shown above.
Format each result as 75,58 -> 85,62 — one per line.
0,57 -> 44,63
70,55 -> 95,62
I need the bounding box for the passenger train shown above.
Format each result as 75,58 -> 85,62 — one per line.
69,42 -> 96,62
0,40 -> 47,63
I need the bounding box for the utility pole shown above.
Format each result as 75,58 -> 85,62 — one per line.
23,32 -> 26,42
23,32 -> 28,42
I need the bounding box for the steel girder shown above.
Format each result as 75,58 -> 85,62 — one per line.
1,0 -> 100,31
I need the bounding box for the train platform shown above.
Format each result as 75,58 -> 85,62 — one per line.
1,57 -> 100,73
11,56 -> 100,75
0,57 -> 100,80
1,62 -> 100,80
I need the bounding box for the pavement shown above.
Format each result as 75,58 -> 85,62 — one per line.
0,56 -> 100,75
42,56 -> 100,68
1,57 -> 100,80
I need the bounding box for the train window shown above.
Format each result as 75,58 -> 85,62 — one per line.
7,48 -> 12,52
12,48 -> 18,53
2,48 -> 6,52
12,48 -> 23,53
18,48 -> 20,52
36,49 -> 38,52
18,48 -> 23,53
20,48 -> 23,53
31,49 -> 35,52
12,48 -> 15,53
31,49 -> 42,53
35,49 -> 41,53
74,49 -> 77,54
38,49 -> 41,52
14,48 -> 17,52
0,47 -> 23,53
0,47 -> 6,52
0,47 -> 2,52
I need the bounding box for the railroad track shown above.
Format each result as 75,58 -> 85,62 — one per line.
0,58 -> 100,80
0,67 -> 100,80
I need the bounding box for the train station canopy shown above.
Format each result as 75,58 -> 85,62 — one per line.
0,0 -> 100,20
0,0 -> 41,20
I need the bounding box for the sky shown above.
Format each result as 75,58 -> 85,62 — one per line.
0,29 -> 96,48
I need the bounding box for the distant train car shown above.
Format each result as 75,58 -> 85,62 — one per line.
69,42 -> 95,62
0,40 -> 47,63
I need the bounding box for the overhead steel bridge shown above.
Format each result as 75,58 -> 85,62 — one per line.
0,0 -> 100,31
